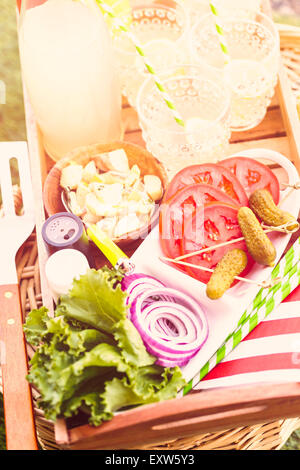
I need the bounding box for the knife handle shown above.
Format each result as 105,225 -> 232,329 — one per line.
87,224 -> 128,266
0,284 -> 38,450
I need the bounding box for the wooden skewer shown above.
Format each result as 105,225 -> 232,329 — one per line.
174,236 -> 246,262
261,222 -> 300,232
278,181 -> 300,207
160,256 -> 282,289
173,221 -> 299,263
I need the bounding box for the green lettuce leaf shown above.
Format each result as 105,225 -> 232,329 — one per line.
113,318 -> 155,367
56,267 -> 155,367
128,365 -> 185,400
23,306 -> 49,346
24,267 -> 186,426
56,268 -> 128,333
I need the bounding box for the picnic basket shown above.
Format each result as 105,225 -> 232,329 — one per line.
1,0 -> 300,450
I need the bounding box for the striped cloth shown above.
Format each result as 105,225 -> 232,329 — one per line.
195,286 -> 300,390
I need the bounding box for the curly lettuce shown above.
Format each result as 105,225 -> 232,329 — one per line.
24,268 -> 185,426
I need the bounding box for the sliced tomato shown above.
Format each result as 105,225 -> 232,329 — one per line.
159,183 -> 240,259
220,156 -> 280,204
163,163 -> 248,206
180,202 -> 253,284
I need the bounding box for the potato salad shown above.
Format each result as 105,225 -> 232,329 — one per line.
60,148 -> 163,238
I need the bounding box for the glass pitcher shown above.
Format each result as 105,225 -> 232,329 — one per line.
18,0 -> 122,161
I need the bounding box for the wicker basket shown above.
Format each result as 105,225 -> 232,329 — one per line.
2,234 -> 295,451
1,20 -> 300,451
0,233 -> 299,451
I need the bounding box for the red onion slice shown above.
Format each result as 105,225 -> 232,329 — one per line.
121,274 -> 165,293
129,287 -> 209,368
121,274 -> 175,319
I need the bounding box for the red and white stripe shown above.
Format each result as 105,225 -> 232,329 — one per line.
195,287 -> 300,390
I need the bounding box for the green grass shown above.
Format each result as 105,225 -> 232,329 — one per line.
0,394 -> 6,450
0,0 -> 26,142
273,12 -> 300,26
283,429 -> 300,450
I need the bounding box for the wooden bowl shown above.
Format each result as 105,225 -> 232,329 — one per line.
43,141 -> 168,247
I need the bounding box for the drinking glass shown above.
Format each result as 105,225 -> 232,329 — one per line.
137,65 -> 231,177
18,0 -> 122,161
113,0 -> 189,108
190,9 -> 280,132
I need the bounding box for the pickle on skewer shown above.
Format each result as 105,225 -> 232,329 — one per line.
206,249 -> 248,300
238,206 -> 276,267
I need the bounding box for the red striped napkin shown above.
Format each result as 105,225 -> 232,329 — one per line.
195,286 -> 300,390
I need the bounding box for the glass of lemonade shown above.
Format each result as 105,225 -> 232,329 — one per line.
18,0 -> 122,161
190,9 -> 280,132
137,65 -> 231,177
113,0 -> 189,108
183,0 -> 262,26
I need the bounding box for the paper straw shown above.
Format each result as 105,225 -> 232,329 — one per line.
236,237 -> 300,328
209,1 -> 230,65
93,0 -> 185,127
182,236 -> 300,394
197,261 -> 300,385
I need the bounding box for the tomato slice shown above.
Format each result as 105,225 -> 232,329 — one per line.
180,202 -> 253,284
220,156 -> 280,204
163,163 -> 248,206
159,183 -> 240,259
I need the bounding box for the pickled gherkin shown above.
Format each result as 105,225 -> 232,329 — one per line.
249,189 -> 298,232
206,249 -> 248,300
238,207 -> 276,266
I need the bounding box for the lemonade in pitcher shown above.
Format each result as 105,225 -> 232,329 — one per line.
19,0 -> 122,161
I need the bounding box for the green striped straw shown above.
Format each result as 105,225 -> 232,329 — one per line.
183,236 -> 300,395
236,239 -> 299,329
209,1 -> 230,65
93,0 -> 185,127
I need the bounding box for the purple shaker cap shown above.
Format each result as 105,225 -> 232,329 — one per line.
42,212 -> 84,249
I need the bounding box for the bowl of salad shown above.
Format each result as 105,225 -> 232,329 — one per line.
43,141 -> 168,246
